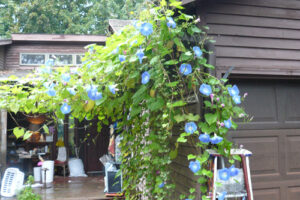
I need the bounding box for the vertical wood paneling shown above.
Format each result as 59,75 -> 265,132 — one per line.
0,47 -> 4,70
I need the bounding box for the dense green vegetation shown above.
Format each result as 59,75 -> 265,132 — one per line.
0,0 -> 145,37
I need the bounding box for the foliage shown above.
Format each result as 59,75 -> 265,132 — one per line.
0,0 -> 250,199
0,0 -> 145,37
17,176 -> 41,200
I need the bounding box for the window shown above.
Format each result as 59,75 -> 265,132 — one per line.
49,54 -> 73,65
20,53 -> 85,66
76,55 -> 84,65
20,54 -> 45,65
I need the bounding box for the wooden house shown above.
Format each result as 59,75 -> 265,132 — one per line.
0,34 -> 109,175
169,0 -> 300,199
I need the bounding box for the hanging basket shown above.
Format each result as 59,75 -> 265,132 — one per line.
26,114 -> 46,125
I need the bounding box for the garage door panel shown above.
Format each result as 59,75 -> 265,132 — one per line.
239,82 -> 278,123
233,136 -> 279,176
286,136 -> 300,174
254,188 -> 281,200
287,186 -> 300,200
284,85 -> 300,123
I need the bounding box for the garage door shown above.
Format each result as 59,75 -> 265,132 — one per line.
229,78 -> 300,200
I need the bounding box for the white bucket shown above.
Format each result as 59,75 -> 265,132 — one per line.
33,167 -> 41,182
41,160 -> 54,183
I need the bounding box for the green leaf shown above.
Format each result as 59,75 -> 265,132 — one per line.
166,81 -> 179,87
170,148 -> 178,159
13,127 -> 25,139
186,113 -> 200,121
164,60 -> 178,65
191,26 -> 202,33
204,113 -> 218,125
147,97 -> 165,111
23,131 -> 33,140
84,100 -> 95,112
168,100 -> 186,108
42,124 -> 49,134
177,137 -> 187,143
187,154 -> 196,160
198,177 -> 207,184
150,55 -> 160,65
189,188 -> 196,194
233,155 -> 241,162
174,115 -> 185,123
174,37 -> 186,51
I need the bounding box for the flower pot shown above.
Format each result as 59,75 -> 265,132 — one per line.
27,114 -> 46,125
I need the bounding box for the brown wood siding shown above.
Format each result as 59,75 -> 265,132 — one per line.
170,102 -> 202,199
5,43 -> 88,70
203,0 -> 300,76
0,47 -> 5,70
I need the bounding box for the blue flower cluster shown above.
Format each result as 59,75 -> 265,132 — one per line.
228,85 -> 241,104
218,165 -> 239,181
184,122 -> 197,134
167,17 -> 176,28
199,84 -> 212,96
189,160 -> 201,173
60,103 -> 71,114
87,85 -> 102,101
179,64 -> 192,75
198,133 -> 223,144
193,46 -> 202,58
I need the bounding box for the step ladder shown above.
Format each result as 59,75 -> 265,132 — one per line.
207,148 -> 254,200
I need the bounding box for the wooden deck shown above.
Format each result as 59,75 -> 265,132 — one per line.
1,176 -> 119,200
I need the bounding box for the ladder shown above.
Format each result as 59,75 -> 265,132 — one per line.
207,148 -> 254,200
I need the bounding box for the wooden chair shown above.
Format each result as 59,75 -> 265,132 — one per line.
54,146 -> 68,177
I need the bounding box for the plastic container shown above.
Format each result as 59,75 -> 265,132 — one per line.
68,158 -> 87,177
41,161 -> 54,183
33,167 -> 41,182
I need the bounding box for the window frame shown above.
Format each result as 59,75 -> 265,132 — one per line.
20,53 -> 85,66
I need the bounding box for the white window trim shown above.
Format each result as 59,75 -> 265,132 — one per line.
20,53 -> 85,66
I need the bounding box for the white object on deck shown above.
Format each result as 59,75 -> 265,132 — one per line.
68,158 -> 87,177
1,168 -> 24,197
33,167 -> 41,182
42,160 -> 54,183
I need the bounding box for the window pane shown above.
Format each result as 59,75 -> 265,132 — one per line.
76,55 -> 83,65
21,54 -> 45,65
50,54 -> 73,65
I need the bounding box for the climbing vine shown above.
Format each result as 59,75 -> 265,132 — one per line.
0,0 -> 249,199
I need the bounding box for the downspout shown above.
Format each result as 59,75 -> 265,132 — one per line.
0,109 -> 7,174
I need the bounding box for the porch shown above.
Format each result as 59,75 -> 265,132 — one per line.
0,176 -> 117,200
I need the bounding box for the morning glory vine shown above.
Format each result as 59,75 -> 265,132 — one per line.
0,1 -> 250,200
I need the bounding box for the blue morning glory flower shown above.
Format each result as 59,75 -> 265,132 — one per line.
224,119 -> 232,129
167,17 -> 176,28
179,64 -> 192,75
87,85 -> 102,101
136,47 -> 144,64
119,55 -> 125,63
140,23 -> 153,36
199,133 -> 210,143
228,85 -> 240,97
218,191 -> 227,200
199,84 -> 212,96
232,95 -> 241,104
185,122 -> 197,134
112,47 -> 119,54
158,182 -> 165,188
141,71 -> 150,84
210,135 -> 223,144
61,73 -> 71,82
60,103 -> 71,114
193,46 -> 202,58
189,160 -> 201,173
45,59 -> 54,67
109,85 -> 117,94
218,168 -> 230,181
67,88 -> 76,95
229,165 -> 239,177
47,88 -> 56,96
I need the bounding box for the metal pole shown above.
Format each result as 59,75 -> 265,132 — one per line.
0,109 -> 7,174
